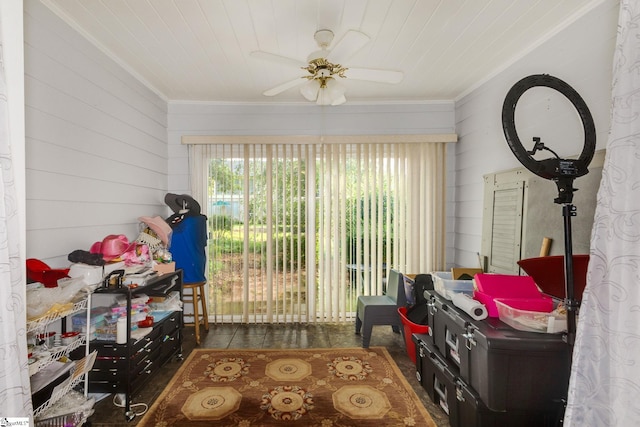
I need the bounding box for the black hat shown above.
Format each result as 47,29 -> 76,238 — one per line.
164,193 -> 201,215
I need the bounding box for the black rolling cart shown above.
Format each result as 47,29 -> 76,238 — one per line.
82,270 -> 183,421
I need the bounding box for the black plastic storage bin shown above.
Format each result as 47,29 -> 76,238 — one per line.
425,289 -> 513,373
413,334 -> 563,427
424,289 -> 571,412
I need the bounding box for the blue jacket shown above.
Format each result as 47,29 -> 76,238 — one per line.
170,214 -> 207,283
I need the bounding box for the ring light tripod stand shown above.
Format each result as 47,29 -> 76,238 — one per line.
502,74 -> 596,346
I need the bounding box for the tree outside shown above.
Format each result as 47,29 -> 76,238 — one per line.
206,156 -> 394,321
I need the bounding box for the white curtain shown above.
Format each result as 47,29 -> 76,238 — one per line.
564,1 -> 640,425
189,144 -> 209,219
0,16 -> 32,417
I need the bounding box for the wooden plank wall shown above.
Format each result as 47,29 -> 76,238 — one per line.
24,0 -> 169,267
452,0 -> 619,269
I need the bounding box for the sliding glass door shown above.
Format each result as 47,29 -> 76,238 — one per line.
192,141 -> 445,324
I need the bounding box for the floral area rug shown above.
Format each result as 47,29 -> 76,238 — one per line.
137,347 -> 436,426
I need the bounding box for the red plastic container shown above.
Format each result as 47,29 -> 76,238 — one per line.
398,306 -> 429,363
26,258 -> 70,288
517,255 -> 589,302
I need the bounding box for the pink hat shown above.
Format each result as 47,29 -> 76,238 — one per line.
138,216 -> 172,246
90,234 -> 137,262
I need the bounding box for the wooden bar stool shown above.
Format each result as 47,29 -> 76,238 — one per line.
182,281 -> 209,345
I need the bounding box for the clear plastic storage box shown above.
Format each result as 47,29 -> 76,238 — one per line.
432,271 -> 475,300
495,299 -> 567,334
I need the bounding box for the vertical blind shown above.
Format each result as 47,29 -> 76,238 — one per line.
189,140 -> 446,324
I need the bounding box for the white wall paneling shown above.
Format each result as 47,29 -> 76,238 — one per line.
452,0 -> 618,268
24,0 -> 169,267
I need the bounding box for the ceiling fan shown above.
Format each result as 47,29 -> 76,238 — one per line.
251,29 -> 404,106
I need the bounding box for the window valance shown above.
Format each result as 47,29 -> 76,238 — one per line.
181,134 -> 457,145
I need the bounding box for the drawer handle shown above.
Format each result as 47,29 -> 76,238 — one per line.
429,353 -> 446,373
455,381 -> 466,403
139,360 -> 153,374
427,302 -> 437,316
462,332 -> 476,350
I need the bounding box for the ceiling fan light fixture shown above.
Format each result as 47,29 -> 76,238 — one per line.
316,78 -> 346,106
325,78 -> 345,98
316,88 -> 332,106
255,28 -> 402,105
331,95 -> 347,106
300,80 -> 319,101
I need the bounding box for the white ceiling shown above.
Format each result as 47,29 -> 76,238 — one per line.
41,0 -> 605,105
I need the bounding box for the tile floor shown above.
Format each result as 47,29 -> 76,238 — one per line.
86,323 -> 451,426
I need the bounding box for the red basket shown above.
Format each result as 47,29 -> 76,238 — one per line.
398,306 -> 429,364
517,255 -> 589,302
26,258 -> 70,288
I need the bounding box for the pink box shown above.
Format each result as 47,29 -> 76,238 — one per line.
474,273 -> 542,298
474,290 -> 553,318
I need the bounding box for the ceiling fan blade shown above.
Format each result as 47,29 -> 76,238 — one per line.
250,50 -> 307,68
347,68 -> 404,84
263,78 -> 307,96
326,30 -> 370,64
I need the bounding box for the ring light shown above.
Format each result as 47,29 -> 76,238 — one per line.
501,74 -> 597,347
502,74 -> 596,204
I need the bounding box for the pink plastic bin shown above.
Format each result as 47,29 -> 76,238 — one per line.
474,273 -> 542,298
475,290 -> 553,318
398,306 -> 429,363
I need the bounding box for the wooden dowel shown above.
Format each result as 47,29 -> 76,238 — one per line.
540,237 -> 552,257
